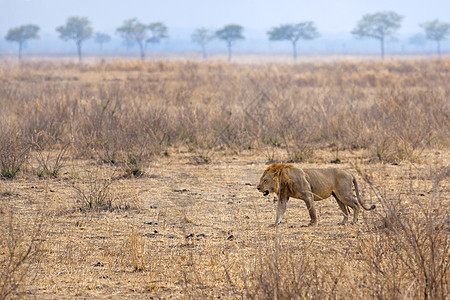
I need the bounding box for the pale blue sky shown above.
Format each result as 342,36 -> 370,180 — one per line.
1,0 -> 449,36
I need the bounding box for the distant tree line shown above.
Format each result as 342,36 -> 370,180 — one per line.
5,12 -> 450,61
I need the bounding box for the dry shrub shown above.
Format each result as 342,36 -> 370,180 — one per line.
356,165 -> 449,299
0,209 -> 43,299
73,88 -> 163,174
31,132 -> 70,178
246,239 -> 326,299
364,91 -> 445,163
71,166 -> 115,211
0,125 -> 30,179
71,167 -> 141,211
72,176 -> 114,211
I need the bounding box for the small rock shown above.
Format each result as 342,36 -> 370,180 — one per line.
144,221 -> 158,225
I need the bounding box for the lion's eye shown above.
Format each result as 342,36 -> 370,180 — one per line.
263,179 -> 267,183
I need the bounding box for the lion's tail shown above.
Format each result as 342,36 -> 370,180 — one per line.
353,175 -> 376,211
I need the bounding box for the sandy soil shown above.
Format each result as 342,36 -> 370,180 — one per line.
1,148 -> 448,298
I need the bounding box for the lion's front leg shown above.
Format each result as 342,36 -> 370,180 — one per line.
303,196 -> 318,226
275,197 -> 289,226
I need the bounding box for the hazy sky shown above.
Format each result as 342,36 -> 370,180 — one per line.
2,0 -> 449,37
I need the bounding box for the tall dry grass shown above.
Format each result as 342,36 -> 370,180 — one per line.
0,59 -> 448,172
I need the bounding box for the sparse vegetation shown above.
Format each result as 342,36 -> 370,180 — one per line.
0,58 -> 448,298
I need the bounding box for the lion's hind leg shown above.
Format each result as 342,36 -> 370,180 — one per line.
333,193 -> 350,225
351,198 -> 360,224
337,200 -> 350,225
340,196 -> 360,224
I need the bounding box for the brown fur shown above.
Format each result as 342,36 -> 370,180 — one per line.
257,163 -> 375,226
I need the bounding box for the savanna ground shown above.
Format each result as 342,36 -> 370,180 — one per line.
0,58 -> 448,299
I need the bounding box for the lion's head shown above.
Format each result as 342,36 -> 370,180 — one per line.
257,164 -> 293,196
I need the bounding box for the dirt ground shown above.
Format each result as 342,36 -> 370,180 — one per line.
1,147 -> 448,299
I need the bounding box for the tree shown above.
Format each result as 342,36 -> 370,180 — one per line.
420,19 -> 450,56
146,22 -> 168,51
56,16 -> 93,62
191,27 -> 215,59
216,24 -> 244,61
267,22 -> 319,60
116,19 -> 168,60
116,18 -> 148,60
5,24 -> 40,60
351,11 -> 403,59
94,33 -> 111,51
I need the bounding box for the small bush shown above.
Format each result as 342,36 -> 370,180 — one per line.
72,173 -> 114,211
122,152 -> 145,177
32,133 -> 70,178
0,126 -> 30,179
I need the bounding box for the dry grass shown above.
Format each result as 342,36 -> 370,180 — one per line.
0,58 -> 448,298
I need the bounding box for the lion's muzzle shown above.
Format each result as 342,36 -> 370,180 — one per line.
257,186 -> 270,196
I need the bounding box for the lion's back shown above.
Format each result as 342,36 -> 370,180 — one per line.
302,168 -> 352,191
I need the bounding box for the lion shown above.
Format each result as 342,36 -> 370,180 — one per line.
257,163 -> 375,226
